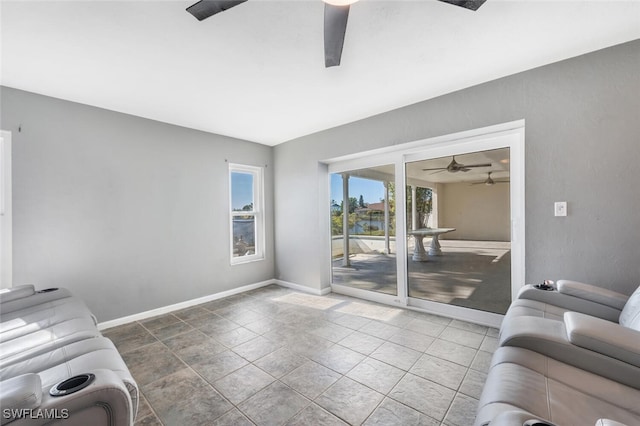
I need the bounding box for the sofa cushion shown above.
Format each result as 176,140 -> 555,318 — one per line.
0,297 -> 97,340
0,317 -> 102,369
619,286 -> 640,331
475,347 -> 640,426
502,299 -> 566,325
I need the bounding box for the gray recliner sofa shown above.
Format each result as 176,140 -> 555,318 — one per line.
475,281 -> 640,426
503,280 -> 631,324
0,285 -> 138,426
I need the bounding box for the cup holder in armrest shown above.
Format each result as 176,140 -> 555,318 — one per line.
481,418 -> 556,426
49,374 -> 95,397
533,284 -> 554,291
37,288 -> 59,293
533,280 -> 555,291
524,420 -> 556,426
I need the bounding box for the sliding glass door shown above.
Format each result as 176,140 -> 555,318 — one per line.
330,165 -> 397,296
326,123 -> 525,324
405,148 -> 512,314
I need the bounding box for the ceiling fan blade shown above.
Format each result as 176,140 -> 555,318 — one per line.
437,0 -> 487,11
464,163 -> 492,168
186,0 -> 248,21
471,180 -> 509,185
422,167 -> 447,171
324,4 -> 350,68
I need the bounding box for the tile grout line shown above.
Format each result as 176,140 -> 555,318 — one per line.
113,285 -> 496,425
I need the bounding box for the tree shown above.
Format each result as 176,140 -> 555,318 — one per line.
348,197 -> 358,213
358,194 -> 365,208
406,186 -> 432,229
331,211 -> 357,235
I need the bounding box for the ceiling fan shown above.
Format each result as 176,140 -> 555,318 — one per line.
471,172 -> 510,186
422,155 -> 492,173
186,0 -> 487,68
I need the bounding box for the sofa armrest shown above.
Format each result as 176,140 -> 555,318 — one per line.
3,369 -> 134,426
516,285 -> 622,322
0,374 -> 42,426
0,286 -> 35,304
0,288 -> 73,315
478,410 -> 557,426
595,420 -> 630,426
558,280 -> 628,310
564,312 -> 640,368
499,316 -> 640,389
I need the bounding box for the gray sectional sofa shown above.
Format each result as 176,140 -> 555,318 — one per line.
0,285 -> 138,426
475,280 -> 640,426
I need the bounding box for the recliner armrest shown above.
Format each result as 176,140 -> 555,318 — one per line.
515,285 -> 622,322
499,316 -> 640,389
0,374 -> 42,425
564,312 -> 640,368
558,280 -> 629,310
0,286 -> 35,304
0,288 -> 73,315
2,369 -> 134,426
479,410 -> 557,426
596,420 -> 630,426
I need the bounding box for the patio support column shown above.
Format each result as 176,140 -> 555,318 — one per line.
384,181 -> 390,254
411,185 -> 417,230
342,173 -> 350,267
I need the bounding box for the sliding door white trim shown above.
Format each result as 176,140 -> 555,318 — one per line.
403,125 -> 526,302
322,120 -> 525,324
1,130 -> 12,289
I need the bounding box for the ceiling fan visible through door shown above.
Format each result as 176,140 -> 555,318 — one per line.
422,156 -> 492,174
186,0 -> 487,68
471,172 -> 510,186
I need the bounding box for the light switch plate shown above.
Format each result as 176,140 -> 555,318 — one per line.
554,201 -> 567,217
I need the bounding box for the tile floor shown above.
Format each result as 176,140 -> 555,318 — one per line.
333,240 -> 511,314
103,285 -> 498,426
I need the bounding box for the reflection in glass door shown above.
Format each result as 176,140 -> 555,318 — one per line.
405,148 -> 512,314
330,165 -> 397,296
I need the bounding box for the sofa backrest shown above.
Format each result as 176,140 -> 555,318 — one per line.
619,286 -> 640,331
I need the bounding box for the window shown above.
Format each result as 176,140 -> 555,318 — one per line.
229,164 -> 264,264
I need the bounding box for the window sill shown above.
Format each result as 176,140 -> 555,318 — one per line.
231,256 -> 265,266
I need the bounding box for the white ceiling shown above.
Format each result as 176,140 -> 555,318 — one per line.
407,147 -> 510,184
2,1 -> 639,146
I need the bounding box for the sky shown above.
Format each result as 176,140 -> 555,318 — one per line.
234,172 -> 385,210
231,172 -> 254,210
330,174 -> 385,206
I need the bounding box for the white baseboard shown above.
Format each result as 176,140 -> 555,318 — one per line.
274,279 -> 331,296
98,279 -> 276,331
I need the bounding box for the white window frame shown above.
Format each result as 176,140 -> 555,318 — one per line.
229,163 -> 265,265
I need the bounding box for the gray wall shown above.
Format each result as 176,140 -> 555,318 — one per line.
274,40 -> 640,295
438,182 -> 510,241
1,87 -> 274,321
